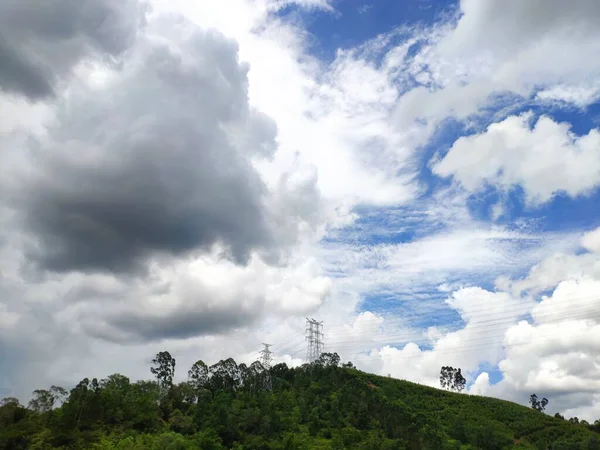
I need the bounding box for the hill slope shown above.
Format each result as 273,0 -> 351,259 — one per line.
1,354 -> 598,449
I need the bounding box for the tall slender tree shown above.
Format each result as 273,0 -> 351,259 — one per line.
151,351 -> 176,392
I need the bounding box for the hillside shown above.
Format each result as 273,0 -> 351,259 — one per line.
1,352 -> 598,450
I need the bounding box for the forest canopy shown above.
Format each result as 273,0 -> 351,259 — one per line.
1,351 -> 599,450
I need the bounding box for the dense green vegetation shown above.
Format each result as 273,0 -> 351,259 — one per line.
1,352 -> 599,450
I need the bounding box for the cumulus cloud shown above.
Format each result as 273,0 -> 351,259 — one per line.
72,254 -> 331,343
0,0 -> 147,100
364,0 -> 600,138
469,372 -> 491,396
439,0 -> 600,56
434,0 -> 600,104
581,227 -> 600,254
344,287 -> 533,389
466,228 -> 600,419
433,113 -> 600,204
1,14 -> 325,274
495,290 -> 600,417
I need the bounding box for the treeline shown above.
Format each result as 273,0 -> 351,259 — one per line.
1,351 -> 599,449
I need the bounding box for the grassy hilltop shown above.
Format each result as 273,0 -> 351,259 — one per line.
1,352 -> 598,450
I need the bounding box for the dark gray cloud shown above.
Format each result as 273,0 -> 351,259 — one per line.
2,19 -> 284,274
85,302 -> 258,344
0,274 -> 79,400
0,0 -> 145,99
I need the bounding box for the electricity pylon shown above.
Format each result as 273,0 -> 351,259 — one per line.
305,318 -> 324,363
259,343 -> 273,391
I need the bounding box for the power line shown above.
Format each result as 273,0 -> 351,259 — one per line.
327,307 -> 600,348
337,324 -> 600,362
282,310 -> 600,361
279,304 -> 600,360
286,324 -> 600,365
325,296 -> 600,338
267,296 -> 600,380
275,297 -> 600,357
330,310 -> 600,355
332,294 -> 600,328
309,298 -> 600,346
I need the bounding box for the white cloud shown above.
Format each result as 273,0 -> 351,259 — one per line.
322,218 -> 579,303
434,0 -> 600,106
469,372 -> 491,396
497,227 -> 600,296
69,252 -> 331,343
332,286 -> 534,390
433,113 -> 600,205
496,316 -> 600,418
536,84 -> 600,108
356,0 -> 600,139
497,252 -> 600,297
357,4 -> 373,14
581,227 -> 600,254
465,233 -> 600,420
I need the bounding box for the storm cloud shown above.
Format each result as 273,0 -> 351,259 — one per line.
0,0 -> 145,99
2,17 -> 287,274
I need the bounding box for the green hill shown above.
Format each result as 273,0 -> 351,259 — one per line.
1,352 -> 598,450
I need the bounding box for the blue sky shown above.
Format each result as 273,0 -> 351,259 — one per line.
2,0 -> 600,420
281,0 -> 457,60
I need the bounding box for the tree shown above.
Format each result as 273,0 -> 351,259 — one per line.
209,358 -> 240,392
317,352 -> 341,367
28,389 -> 55,413
588,435 -> 600,450
440,366 -> 466,392
245,361 -> 268,393
188,360 -> 209,393
50,385 -> 68,407
0,397 -> 20,407
151,351 -> 176,391
271,362 -> 292,385
0,397 -> 26,428
529,394 -> 549,412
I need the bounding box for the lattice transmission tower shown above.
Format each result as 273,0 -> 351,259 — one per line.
259,343 -> 273,391
305,318 -> 324,363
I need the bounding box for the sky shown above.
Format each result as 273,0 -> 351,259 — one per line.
1,0 -> 600,420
